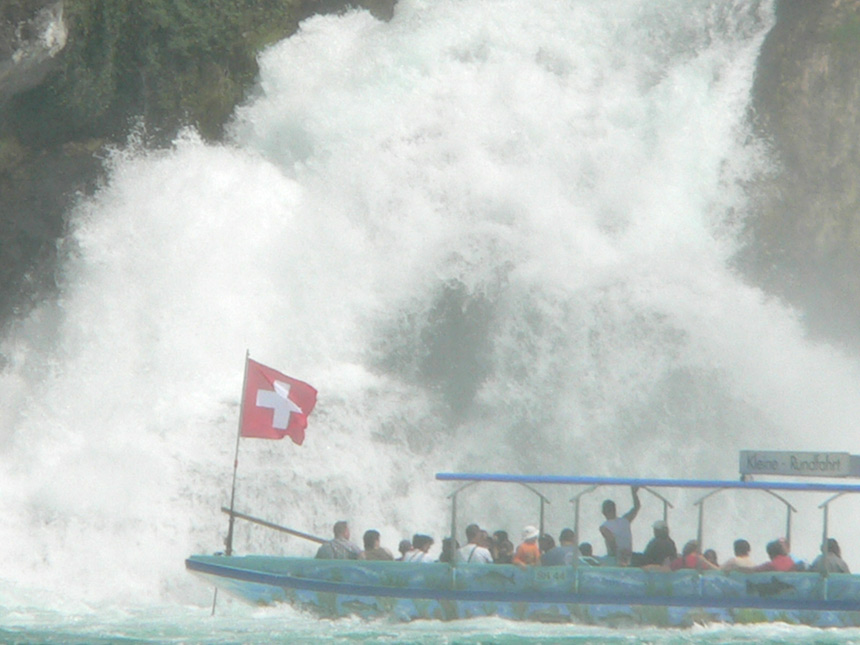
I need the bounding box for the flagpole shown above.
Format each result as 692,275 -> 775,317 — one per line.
225,349 -> 250,557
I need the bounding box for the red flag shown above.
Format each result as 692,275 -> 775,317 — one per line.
240,358 -> 318,444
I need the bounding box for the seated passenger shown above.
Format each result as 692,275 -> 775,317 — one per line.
542,528 -> 577,566
754,540 -> 795,572
811,538 -> 850,574
396,539 -> 412,561
579,542 -> 601,566
315,520 -> 362,560
438,537 -> 460,563
360,529 -> 394,561
779,537 -> 807,571
456,523 -> 493,564
722,539 -> 755,571
492,530 -> 514,564
641,520 -> 677,567
539,533 -> 556,555
403,534 -> 435,563
703,549 -> 718,567
513,525 -> 541,567
670,540 -> 719,571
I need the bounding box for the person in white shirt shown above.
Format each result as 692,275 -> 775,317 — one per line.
599,486 -> 640,566
456,523 -> 494,564
403,534 -> 435,562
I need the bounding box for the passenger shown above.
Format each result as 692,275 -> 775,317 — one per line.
722,539 -> 755,571
360,529 -> 394,561
641,520 -> 677,567
456,523 -> 493,564
396,539 -> 412,561
403,534 -> 435,563
579,542 -> 601,566
492,530 -> 514,564
669,540 -> 719,571
599,486 -> 641,566
811,538 -> 851,574
542,528 -> 577,566
438,537 -> 460,563
779,537 -> 807,571
315,520 -> 362,560
513,525 -> 542,567
754,540 -> 795,572
539,533 -> 556,555
703,549 -> 719,567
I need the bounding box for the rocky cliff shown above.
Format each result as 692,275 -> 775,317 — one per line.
748,0 -> 860,346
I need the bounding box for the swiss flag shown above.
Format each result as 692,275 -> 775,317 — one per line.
240,358 -> 318,444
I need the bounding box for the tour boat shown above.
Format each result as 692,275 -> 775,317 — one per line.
186,471 -> 860,626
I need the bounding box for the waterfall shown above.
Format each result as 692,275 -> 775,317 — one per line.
2,0 -> 858,607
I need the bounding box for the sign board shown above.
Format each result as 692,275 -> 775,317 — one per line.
740,451 -> 852,478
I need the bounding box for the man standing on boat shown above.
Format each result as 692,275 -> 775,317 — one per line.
455,523 -> 493,563
599,486 -> 640,566
315,520 -> 362,559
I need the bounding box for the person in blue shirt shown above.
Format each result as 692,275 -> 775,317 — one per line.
541,528 -> 577,566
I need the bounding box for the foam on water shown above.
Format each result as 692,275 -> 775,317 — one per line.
2,0 -> 860,634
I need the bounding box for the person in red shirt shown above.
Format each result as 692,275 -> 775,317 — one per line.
755,540 -> 795,572
669,540 -> 719,571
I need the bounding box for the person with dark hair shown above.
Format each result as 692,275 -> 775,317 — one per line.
438,537 -> 460,563
456,523 -> 493,564
315,520 -> 362,559
360,529 -> 393,561
579,542 -> 601,566
403,534 -> 435,562
538,533 -> 556,555
670,540 -> 719,571
811,538 -> 850,574
492,530 -> 514,564
599,486 -> 641,566
754,540 -> 795,572
542,528 -> 577,566
641,520 -> 677,567
396,539 -> 412,561
722,539 -> 755,571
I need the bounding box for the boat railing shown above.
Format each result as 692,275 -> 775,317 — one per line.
446,480 -> 551,545
437,472 -> 860,572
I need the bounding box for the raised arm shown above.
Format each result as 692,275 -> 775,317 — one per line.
623,486 -> 641,522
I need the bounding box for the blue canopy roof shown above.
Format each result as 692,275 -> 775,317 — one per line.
435,473 -> 860,494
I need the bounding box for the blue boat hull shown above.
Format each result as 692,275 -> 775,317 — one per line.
186,555 -> 860,626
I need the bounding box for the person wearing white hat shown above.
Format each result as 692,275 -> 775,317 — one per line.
513,525 -> 541,567
641,519 -> 677,567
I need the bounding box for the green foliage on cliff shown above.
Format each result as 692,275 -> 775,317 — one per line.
8,0 -> 305,144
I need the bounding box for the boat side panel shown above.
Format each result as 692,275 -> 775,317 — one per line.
186,556 -> 860,626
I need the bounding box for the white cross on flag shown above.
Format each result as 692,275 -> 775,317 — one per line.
240,358 -> 318,444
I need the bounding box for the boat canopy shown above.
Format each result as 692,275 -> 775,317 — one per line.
435,473 -> 860,552
435,473 -> 860,492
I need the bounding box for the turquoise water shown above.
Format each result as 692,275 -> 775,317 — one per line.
4,602 -> 860,645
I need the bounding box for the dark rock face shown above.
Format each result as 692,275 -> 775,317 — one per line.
748,0 -> 860,346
